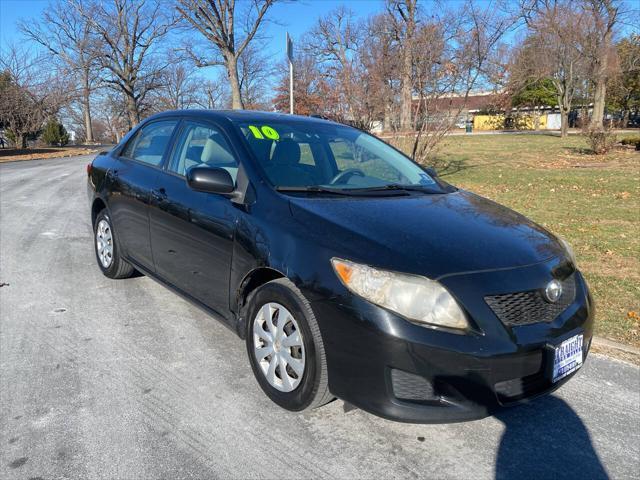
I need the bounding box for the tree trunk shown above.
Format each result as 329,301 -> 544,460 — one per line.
560,109 -> 569,138
226,55 -> 244,110
591,78 -> 606,128
384,101 -> 392,132
556,83 -> 571,138
400,40 -> 413,131
83,98 -> 94,143
82,68 -> 94,143
399,1 -> 416,132
589,3 -> 615,129
125,94 -> 140,129
16,133 -> 27,149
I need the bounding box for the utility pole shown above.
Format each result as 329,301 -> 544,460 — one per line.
286,32 -> 294,114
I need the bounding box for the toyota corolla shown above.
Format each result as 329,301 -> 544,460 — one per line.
87,110 -> 593,423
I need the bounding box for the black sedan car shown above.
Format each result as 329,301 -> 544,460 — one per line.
87,110 -> 593,423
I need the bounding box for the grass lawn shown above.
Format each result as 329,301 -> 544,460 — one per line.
395,133 -> 640,347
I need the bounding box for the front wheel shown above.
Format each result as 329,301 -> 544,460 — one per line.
245,278 -> 333,411
93,210 -> 135,279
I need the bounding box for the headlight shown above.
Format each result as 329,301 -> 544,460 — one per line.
559,237 -> 577,266
331,258 -> 469,330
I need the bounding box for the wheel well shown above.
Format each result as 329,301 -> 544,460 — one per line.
91,198 -> 107,227
237,267 -> 285,313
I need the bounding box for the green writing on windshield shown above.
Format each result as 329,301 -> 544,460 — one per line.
248,125 -> 280,140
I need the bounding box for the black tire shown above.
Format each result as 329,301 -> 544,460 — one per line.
93,210 -> 135,279
245,278 -> 333,411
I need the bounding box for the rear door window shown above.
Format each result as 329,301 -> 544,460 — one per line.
121,120 -> 178,167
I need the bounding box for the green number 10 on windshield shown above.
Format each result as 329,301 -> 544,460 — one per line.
248,125 -> 280,140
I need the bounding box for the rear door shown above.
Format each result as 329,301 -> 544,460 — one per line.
149,120 -> 240,314
107,119 -> 179,271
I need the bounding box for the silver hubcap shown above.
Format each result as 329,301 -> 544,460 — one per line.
253,302 -> 305,392
96,219 -> 113,268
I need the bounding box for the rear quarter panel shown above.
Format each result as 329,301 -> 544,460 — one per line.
88,151 -> 113,194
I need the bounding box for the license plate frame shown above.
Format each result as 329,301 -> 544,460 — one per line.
552,333 -> 584,383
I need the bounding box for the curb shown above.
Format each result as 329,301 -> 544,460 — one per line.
592,336 -> 640,355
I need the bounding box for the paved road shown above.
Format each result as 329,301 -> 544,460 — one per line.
1,155 -> 639,480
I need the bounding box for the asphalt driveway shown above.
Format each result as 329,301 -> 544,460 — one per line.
1,155 -> 639,479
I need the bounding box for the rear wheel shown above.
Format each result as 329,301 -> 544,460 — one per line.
245,278 -> 333,411
93,210 -> 134,279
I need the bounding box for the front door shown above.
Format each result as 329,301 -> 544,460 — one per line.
108,119 -> 178,271
149,121 -> 240,314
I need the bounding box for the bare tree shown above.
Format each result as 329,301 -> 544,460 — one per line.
94,92 -> 129,143
361,13 -> 401,131
386,0 -> 418,131
306,6 -> 360,120
273,54 -> 325,115
281,0 -> 510,146
156,60 -> 204,110
407,1 -> 514,163
237,43 -> 275,110
19,0 -> 100,142
175,0 -> 275,109
198,79 -> 230,109
304,7 -> 381,129
582,0 -> 620,128
521,0 -> 589,137
74,0 -> 177,128
0,46 -> 69,148
607,34 -> 640,126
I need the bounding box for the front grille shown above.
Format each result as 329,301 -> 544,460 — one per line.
390,369 -> 438,402
485,274 -> 576,327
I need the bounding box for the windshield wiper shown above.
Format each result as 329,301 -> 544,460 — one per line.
276,184 -> 437,196
275,186 -> 360,195
351,183 -> 439,193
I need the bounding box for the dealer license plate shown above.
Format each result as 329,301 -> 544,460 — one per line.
552,334 -> 583,383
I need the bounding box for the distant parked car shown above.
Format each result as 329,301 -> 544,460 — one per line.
627,116 -> 640,128
87,110 -> 593,422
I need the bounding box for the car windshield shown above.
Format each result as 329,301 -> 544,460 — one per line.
236,120 -> 439,192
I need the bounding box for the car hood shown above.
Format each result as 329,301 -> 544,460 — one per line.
288,190 -> 565,279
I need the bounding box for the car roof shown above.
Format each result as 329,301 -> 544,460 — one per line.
147,109 -> 343,127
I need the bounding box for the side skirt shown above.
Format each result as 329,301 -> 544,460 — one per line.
126,257 -> 242,338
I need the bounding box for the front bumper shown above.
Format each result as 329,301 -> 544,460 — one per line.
307,258 -> 594,423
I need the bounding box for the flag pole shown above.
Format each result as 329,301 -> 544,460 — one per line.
287,32 -> 294,115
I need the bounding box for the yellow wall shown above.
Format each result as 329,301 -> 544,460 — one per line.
515,114 -> 547,130
473,115 -> 504,130
473,113 -> 549,131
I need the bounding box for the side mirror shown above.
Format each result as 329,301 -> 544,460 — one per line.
186,166 -> 235,194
